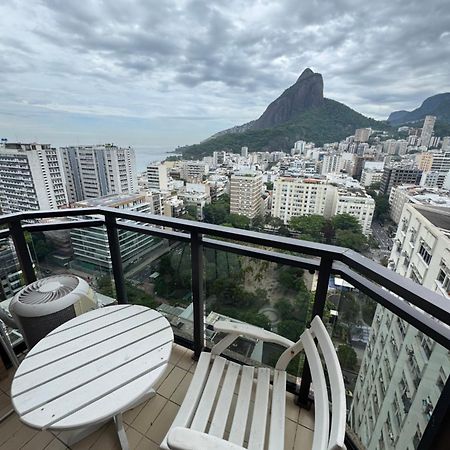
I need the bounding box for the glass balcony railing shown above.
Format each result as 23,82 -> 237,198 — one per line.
0,206 -> 449,450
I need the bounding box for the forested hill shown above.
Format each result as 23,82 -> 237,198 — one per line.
180,98 -> 389,159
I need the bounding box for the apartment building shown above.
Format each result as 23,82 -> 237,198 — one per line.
0,238 -> 23,300
389,185 -> 450,224
350,203 -> 450,449
321,153 -> 343,175
0,142 -> 68,213
230,172 -> 263,219
271,178 -> 335,224
180,161 -> 209,183
60,145 -> 137,203
360,169 -> 383,188
380,166 -> 423,195
70,193 -> 159,272
355,128 -> 371,143
420,115 -> 436,148
147,162 -> 169,191
332,188 -> 375,235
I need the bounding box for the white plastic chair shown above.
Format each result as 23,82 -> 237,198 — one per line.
161,315 -> 347,450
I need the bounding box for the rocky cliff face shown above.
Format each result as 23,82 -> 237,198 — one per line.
250,68 -> 324,130
206,68 -> 324,141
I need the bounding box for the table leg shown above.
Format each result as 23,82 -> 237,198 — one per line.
114,413 -> 129,450
57,420 -> 107,446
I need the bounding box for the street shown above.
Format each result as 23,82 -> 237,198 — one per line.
371,221 -> 392,251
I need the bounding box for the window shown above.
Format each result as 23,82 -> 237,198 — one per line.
418,242 -> 432,265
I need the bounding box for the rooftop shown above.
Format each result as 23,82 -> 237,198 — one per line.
413,204 -> 450,231
75,193 -> 146,208
0,345 -> 314,450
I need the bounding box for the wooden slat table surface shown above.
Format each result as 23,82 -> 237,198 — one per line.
11,304 -> 173,436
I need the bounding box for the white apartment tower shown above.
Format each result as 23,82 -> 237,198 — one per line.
60,145 -> 137,203
350,203 -> 450,449
355,128 -> 371,143
241,146 -> 248,158
230,172 -> 263,219
0,143 -> 68,213
321,154 -> 343,175
420,115 -> 436,148
271,178 -> 335,224
147,162 -> 169,191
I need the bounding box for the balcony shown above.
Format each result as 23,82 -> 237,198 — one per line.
0,207 -> 449,450
0,344 -> 315,450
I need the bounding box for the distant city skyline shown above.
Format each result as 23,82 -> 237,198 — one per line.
1,0 -> 449,149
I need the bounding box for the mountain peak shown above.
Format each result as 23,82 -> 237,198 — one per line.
297,67 -> 315,81
249,68 -> 324,130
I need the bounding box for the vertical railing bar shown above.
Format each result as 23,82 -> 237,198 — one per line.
297,255 -> 333,407
191,230 -> 205,358
104,214 -> 128,304
8,219 -> 36,284
417,375 -> 450,450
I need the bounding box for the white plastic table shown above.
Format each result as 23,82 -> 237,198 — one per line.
11,304 -> 174,449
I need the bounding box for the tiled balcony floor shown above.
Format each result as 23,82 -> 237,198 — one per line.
0,344 -> 314,450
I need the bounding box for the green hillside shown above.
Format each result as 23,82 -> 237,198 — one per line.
180,99 -> 390,159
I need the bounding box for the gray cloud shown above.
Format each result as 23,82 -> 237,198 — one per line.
0,0 -> 449,148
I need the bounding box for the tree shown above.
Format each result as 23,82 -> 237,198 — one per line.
290,215 -> 326,242
337,344 -> 357,370
339,292 -> 358,322
229,214 -> 251,230
183,204 -> 198,221
331,214 -> 362,233
277,320 -> 305,341
203,194 -> 230,224
265,182 -> 274,191
335,229 -> 367,252
96,275 -> 115,297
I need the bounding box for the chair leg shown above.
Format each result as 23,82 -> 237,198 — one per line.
114,413 -> 129,450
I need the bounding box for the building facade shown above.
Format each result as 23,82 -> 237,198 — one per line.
230,172 -> 263,219
0,238 -> 23,300
147,162 -> 169,191
0,142 -> 68,213
61,145 -> 137,203
350,203 -> 450,449
70,193 -> 159,272
355,128 -> 371,143
380,167 -> 423,195
271,177 -> 335,224
420,115 -> 436,148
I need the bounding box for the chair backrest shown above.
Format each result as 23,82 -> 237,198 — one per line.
276,316 -> 346,450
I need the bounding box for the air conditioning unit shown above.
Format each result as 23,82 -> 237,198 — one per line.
9,275 -> 98,349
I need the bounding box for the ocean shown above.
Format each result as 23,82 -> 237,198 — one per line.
133,146 -> 181,173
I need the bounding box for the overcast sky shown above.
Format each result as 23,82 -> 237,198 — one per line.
1,0 -> 449,150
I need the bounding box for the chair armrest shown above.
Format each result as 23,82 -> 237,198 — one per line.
211,320 -> 294,355
167,427 -> 246,450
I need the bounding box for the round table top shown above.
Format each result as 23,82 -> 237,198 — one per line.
11,304 -> 174,430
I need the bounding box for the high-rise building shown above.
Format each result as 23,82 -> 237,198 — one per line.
420,115 -> 436,148
350,204 -> 450,449
441,136 -> 450,151
241,146 -> 248,158
355,128 -> 371,143
321,153 -> 343,175
416,152 -> 434,172
291,140 -> 306,155
147,162 -> 169,191
360,169 -> 383,188
383,140 -> 398,155
430,151 -> 450,172
0,142 -> 68,213
70,193 -> 159,272
380,166 -> 423,195
230,172 -> 263,219
0,238 -> 23,300
61,145 -> 137,203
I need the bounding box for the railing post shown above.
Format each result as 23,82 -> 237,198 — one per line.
297,255 -> 333,407
191,230 -> 205,358
9,219 -> 36,284
104,214 -> 128,304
